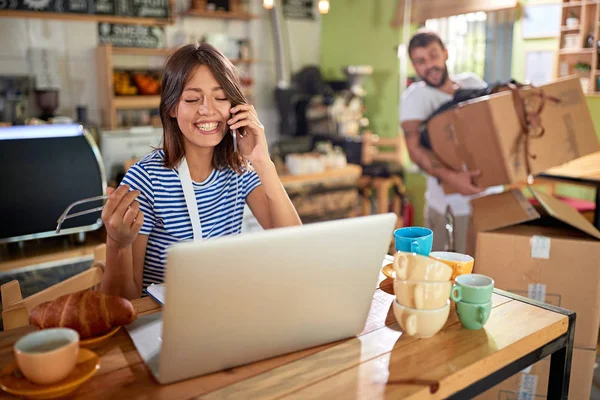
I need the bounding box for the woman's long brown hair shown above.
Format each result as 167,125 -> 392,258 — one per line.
159,43 -> 248,173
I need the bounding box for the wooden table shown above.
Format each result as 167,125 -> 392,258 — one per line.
0,257 -> 575,399
539,151 -> 600,229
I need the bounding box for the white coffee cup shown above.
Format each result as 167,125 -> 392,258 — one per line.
394,279 -> 453,310
393,252 -> 453,281
14,328 -> 80,385
392,299 -> 450,338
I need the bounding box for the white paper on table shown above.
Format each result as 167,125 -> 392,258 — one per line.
146,283 -> 166,305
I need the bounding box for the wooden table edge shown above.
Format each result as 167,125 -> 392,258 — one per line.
444,288 -> 575,400
0,277 -> 575,400
266,290 -> 573,400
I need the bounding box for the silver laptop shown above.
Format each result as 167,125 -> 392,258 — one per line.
127,213 -> 397,384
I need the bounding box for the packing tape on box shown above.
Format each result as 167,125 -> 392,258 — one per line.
528,283 -> 547,303
530,236 -> 551,259
517,373 -> 539,400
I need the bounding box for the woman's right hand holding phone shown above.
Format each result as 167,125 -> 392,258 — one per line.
101,185 -> 144,248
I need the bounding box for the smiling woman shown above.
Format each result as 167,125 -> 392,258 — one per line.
99,43 -> 302,300
159,44 -> 247,174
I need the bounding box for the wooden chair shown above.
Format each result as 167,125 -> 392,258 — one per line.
359,131 -> 407,228
358,131 -> 408,253
1,244 -> 106,331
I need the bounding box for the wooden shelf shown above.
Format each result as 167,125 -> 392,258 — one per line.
230,59 -> 255,64
562,25 -> 581,31
113,96 -> 161,109
110,47 -> 253,63
184,9 -> 258,20
0,10 -> 172,25
111,47 -> 173,56
564,0 -> 600,5
96,23 -> 254,128
559,48 -> 595,54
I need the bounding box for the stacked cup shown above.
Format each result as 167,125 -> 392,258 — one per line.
391,227 -> 454,338
429,251 -> 475,281
450,274 -> 495,330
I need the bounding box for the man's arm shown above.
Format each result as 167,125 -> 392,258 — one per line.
402,120 -> 452,179
401,120 -> 482,195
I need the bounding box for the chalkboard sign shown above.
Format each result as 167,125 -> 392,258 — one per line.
283,0 -> 313,20
99,23 -> 166,48
0,0 -> 170,20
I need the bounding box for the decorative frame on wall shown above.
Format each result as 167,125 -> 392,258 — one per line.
521,3 -> 561,39
524,50 -> 556,86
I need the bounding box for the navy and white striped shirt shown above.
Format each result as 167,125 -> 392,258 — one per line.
120,150 -> 262,288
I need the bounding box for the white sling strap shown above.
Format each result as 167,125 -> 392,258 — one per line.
178,157 -> 203,241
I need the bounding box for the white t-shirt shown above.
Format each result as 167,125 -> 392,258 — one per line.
399,73 -> 502,216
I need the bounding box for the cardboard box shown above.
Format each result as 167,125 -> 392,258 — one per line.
426,76 -> 600,193
475,347 -> 596,400
472,187 -> 600,348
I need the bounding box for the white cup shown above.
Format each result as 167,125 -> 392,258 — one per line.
14,328 -> 80,385
394,279 -> 453,310
393,299 -> 450,338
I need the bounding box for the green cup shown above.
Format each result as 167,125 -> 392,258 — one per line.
450,274 -> 494,304
456,300 -> 492,330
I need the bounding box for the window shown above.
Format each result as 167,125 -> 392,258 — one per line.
424,10 -> 514,83
425,12 -> 488,79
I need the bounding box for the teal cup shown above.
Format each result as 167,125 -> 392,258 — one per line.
394,227 -> 433,256
450,274 -> 494,304
456,300 -> 492,330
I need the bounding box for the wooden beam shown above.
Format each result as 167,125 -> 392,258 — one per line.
183,9 -> 258,20
391,0 -> 518,26
0,10 -> 172,25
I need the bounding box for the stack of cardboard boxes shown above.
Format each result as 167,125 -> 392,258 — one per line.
426,76 -> 600,399
472,189 -> 600,399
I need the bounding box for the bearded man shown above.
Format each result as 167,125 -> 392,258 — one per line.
400,29 -> 495,253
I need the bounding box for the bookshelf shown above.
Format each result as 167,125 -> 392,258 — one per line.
97,44 -> 255,129
557,0 -> 600,94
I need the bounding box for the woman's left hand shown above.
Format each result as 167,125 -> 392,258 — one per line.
228,104 -> 270,166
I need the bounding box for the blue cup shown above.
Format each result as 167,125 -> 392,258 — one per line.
394,227 -> 433,256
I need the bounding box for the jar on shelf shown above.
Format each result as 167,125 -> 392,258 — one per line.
566,12 -> 579,28
564,34 -> 579,49
191,0 -> 207,10
559,62 -> 569,78
586,33 -> 594,48
580,77 -> 590,93
230,0 -> 241,13
240,0 -> 250,13
239,39 -> 252,60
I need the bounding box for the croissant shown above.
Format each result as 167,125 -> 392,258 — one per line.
29,290 -> 137,339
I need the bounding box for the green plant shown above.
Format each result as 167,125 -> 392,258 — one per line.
574,62 -> 592,71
